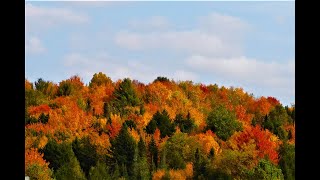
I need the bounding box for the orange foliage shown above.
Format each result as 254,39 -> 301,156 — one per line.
284,124 -> 295,144
229,126 -> 280,164
25,148 -> 50,170
185,163 -> 193,178
106,114 -> 122,138
146,82 -> 172,106
194,130 -> 221,155
28,104 -> 51,117
88,131 -> 111,155
154,128 -> 161,146
235,105 -> 253,125
169,170 -> 186,180
253,97 -> 272,115
152,169 -> 166,180
25,79 -> 33,90
189,108 -> 206,131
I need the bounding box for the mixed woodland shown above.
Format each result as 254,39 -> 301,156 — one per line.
25,73 -> 295,180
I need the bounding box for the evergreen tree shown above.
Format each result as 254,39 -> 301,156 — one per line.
54,155 -> 87,180
111,78 -> 141,115
279,142 -> 295,180
107,123 -> 136,177
41,139 -> 74,171
72,136 -> 99,177
88,161 -> 111,180
149,137 -> 159,169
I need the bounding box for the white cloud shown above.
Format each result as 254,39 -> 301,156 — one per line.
25,36 -> 46,55
186,55 -> 294,89
115,30 -> 240,57
198,12 -> 250,35
173,70 -> 198,82
63,52 -> 157,83
115,12 -> 249,57
25,3 -> 89,33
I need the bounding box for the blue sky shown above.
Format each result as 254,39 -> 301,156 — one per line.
25,1 -> 295,106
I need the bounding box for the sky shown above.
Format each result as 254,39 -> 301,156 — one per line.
25,1 -> 295,106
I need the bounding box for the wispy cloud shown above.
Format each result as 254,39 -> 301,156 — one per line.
25,36 -> 46,55
186,55 -> 294,90
25,3 -> 89,34
115,12 -> 249,57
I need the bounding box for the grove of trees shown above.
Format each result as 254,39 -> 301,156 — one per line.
25,73 -> 295,179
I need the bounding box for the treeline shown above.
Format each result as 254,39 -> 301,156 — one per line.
25,73 -> 295,180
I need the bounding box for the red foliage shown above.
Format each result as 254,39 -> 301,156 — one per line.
267,96 -> 281,107
28,104 -> 51,116
200,84 -> 209,94
106,114 -> 122,138
230,126 -> 279,164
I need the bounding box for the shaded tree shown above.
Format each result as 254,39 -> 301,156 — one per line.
107,123 -> 136,177
72,136 -> 99,177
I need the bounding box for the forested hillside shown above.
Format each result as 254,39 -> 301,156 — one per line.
25,73 -> 295,180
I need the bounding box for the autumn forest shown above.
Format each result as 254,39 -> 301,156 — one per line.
25,73 -> 295,180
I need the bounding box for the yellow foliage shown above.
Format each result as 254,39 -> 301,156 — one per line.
110,113 -> 123,124
38,136 -> 48,149
129,128 -> 140,142
194,132 -> 221,155
90,132 -> 111,155
98,118 -> 107,128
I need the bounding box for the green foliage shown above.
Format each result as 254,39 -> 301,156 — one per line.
165,132 -> 200,169
88,161 -> 112,180
107,123 -> 136,177
25,88 -> 48,107
149,137 -> 159,169
103,102 -> 111,119
174,112 -> 195,133
77,98 -> 87,111
72,136 -> 99,177
89,72 -> 112,88
140,104 -> 146,115
138,136 -> 147,159
206,105 -> 243,141
135,156 -> 151,180
35,78 -> 49,93
41,139 -> 74,171
25,115 -> 38,125
248,159 -> 284,180
25,163 -> 54,180
38,113 -> 49,124
146,110 -> 175,138
124,119 -> 137,130
279,142 -> 295,180
217,146 -> 257,179
263,105 -> 290,140
153,76 -> 170,83
57,81 -> 73,96
111,78 -> 141,115
145,118 -> 157,134
54,155 -> 87,180
193,148 -> 209,179
25,112 -> 49,125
